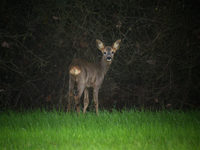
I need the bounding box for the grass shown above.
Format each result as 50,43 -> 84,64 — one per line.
0,109 -> 200,150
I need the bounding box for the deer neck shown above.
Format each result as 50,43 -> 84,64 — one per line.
100,57 -> 111,75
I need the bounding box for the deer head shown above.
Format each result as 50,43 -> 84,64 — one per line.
96,39 -> 121,64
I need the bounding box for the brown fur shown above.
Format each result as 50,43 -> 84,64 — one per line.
68,39 -> 121,115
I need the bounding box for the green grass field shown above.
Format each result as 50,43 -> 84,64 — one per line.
0,110 -> 199,150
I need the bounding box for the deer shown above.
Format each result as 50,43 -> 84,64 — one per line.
68,39 -> 121,115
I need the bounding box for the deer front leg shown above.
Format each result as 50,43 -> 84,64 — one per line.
93,87 -> 99,115
83,88 -> 89,114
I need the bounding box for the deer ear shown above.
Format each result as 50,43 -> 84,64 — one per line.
96,39 -> 105,52
112,39 -> 121,52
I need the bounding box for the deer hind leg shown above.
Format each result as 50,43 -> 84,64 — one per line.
67,76 -> 74,112
93,88 -> 99,115
67,92 -> 73,112
74,83 -> 85,114
83,88 -> 89,114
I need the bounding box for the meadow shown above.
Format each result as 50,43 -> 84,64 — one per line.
0,110 -> 199,150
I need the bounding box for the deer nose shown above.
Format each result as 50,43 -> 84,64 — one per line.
107,56 -> 112,61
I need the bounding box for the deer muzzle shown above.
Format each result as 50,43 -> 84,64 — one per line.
106,56 -> 112,61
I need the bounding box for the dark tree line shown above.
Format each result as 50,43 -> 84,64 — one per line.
0,0 -> 200,111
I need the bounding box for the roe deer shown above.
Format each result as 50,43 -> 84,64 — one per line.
68,39 -> 121,115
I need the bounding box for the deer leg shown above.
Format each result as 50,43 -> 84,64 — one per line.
74,83 -> 85,114
93,88 -> 99,115
67,76 -> 74,112
83,88 -> 89,114
67,92 -> 73,112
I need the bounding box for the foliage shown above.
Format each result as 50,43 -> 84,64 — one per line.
0,0 -> 200,110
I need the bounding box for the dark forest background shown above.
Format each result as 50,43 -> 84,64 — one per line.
0,0 -> 200,111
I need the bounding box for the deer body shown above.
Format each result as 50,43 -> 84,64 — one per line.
68,39 -> 121,115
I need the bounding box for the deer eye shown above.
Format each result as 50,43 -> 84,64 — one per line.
111,51 -> 114,54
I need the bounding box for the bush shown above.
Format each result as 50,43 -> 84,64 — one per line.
0,0 -> 199,110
